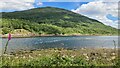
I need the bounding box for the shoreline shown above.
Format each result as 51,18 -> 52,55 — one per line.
1,47 -> 118,55
1,34 -> 118,38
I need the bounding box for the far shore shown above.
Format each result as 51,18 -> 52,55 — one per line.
1,34 -> 118,38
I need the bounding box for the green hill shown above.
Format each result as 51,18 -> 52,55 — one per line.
1,7 -> 118,35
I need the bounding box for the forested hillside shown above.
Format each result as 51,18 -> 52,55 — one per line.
1,7 -> 118,35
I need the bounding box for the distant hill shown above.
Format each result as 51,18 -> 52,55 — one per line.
1,7 -> 118,35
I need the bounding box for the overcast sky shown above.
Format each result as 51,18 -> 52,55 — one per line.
0,0 -> 119,29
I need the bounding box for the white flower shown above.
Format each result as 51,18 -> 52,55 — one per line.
62,55 -> 66,57
83,53 -> 87,56
15,56 -> 18,59
29,55 -> 33,58
111,56 -> 116,60
71,55 -> 75,58
86,56 -> 89,59
23,56 -> 26,59
8,57 -> 11,59
103,53 -> 107,57
38,54 -> 41,56
111,53 -> 116,56
81,48 -> 85,50
107,58 -> 111,61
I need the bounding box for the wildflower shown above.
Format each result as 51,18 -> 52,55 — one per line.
103,53 -> 107,57
23,56 -> 26,59
50,58 -> 53,60
86,56 -> 89,59
8,33 -> 11,41
4,33 -> 11,54
81,48 -> 85,50
107,58 -> 111,61
111,56 -> 116,60
111,53 -> 116,56
83,53 -> 87,56
38,54 -> 41,56
71,55 -> 75,58
62,55 -> 66,57
8,57 -> 11,59
15,56 -> 19,59
29,55 -> 33,58
55,50 -> 57,52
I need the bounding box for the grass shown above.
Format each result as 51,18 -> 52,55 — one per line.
0,48 -> 119,67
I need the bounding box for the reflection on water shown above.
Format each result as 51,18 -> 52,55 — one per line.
1,36 -> 119,53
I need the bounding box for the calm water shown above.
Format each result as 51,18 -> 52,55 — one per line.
1,36 -> 119,53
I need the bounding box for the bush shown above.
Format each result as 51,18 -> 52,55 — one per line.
2,27 -> 12,34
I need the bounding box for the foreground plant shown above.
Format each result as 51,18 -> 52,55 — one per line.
4,33 -> 11,54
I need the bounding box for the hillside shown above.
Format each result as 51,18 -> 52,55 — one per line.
1,7 -> 118,36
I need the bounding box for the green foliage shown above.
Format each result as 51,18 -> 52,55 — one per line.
1,55 -> 87,66
115,58 -> 120,67
2,27 -> 12,34
1,7 -> 118,35
1,48 -> 117,67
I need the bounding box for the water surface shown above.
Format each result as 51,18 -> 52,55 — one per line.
1,36 -> 119,53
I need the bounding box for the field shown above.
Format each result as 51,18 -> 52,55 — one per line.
0,48 -> 119,67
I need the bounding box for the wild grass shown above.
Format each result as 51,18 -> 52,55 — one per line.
0,48 -> 119,67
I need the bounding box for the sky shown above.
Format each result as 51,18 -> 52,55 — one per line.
0,0 -> 119,29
